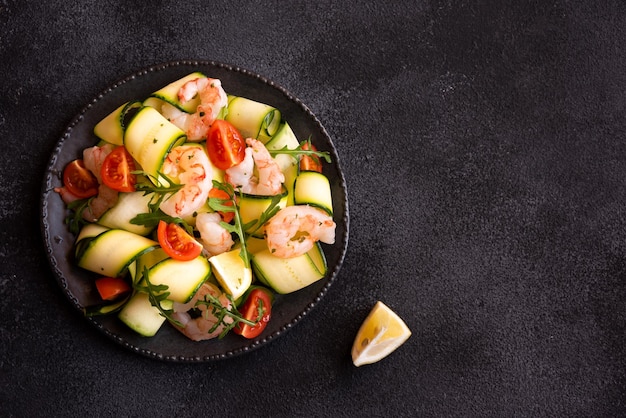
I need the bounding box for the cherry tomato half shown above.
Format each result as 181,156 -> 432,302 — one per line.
299,142 -> 323,173
101,146 -> 136,192
62,159 -> 99,198
95,277 -> 131,301
208,187 -> 235,223
207,120 -> 246,170
157,220 -> 203,261
234,287 -> 273,339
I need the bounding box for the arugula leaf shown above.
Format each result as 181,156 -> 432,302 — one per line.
129,211 -> 194,236
135,266 -> 183,327
65,198 -> 91,234
268,138 -> 332,163
246,193 -> 283,236
133,170 -> 184,196
208,180 -> 284,270
194,293 -> 257,339
127,171 -> 194,235
208,180 -> 251,268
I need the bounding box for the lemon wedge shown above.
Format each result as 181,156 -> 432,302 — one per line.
209,248 -> 252,300
351,301 -> 411,367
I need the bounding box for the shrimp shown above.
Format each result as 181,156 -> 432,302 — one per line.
224,147 -> 254,190
54,186 -> 81,205
55,144 -> 118,222
225,138 -> 285,196
82,145 -> 120,221
83,144 -> 113,183
170,283 -> 234,341
166,77 -> 228,141
84,184 -> 118,222
160,102 -> 190,133
195,212 -> 234,256
264,205 -> 336,258
159,145 -> 212,218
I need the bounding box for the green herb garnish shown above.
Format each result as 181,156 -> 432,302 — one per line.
65,198 -> 91,234
208,180 -> 254,268
194,293 -> 258,339
208,180 -> 283,269
135,266 -> 183,327
129,210 -> 193,235
138,266 -> 258,339
269,138 -> 332,163
133,170 -> 184,200
128,171 -> 193,234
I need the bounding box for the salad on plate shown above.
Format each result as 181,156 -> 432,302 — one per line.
52,71 -> 338,344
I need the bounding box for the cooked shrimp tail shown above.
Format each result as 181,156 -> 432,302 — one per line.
170,283 -> 233,341
196,212 -> 235,256
164,77 -> 228,141
264,205 -> 336,258
54,145 -> 120,222
225,138 -> 285,196
159,145 -> 213,218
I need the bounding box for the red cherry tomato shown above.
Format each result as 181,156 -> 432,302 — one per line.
95,277 -> 131,301
299,142 -> 322,173
208,187 -> 235,223
206,120 -> 246,170
234,287 -> 273,339
100,146 -> 136,192
157,220 -> 203,261
62,159 -> 99,198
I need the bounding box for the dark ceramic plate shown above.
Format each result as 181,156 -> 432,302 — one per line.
40,60 -> 349,362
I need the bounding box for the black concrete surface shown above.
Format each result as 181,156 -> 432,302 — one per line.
2,1 -> 625,416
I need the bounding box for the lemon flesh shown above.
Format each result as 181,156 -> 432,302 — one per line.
209,248 -> 252,300
351,301 -> 412,367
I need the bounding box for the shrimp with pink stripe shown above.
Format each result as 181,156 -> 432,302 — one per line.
264,205 -> 336,258
195,212 -> 234,256
225,137 -> 285,196
159,145 -> 213,219
170,283 -> 234,341
54,144 -> 119,222
161,77 -> 228,141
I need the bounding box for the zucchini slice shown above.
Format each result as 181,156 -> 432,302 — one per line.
251,242 -> 327,294
265,122 -> 300,205
135,248 -> 211,303
97,191 -> 156,236
84,294 -> 130,317
225,95 -> 281,143
238,188 -> 288,237
75,223 -> 109,242
277,155 -> 298,206
123,106 -> 186,182
245,235 -> 269,255
293,171 -> 333,216
93,100 -> 142,146
150,71 -> 206,113
118,249 -> 211,337
75,226 -> 158,278
142,96 -> 166,112
264,121 -> 300,151
118,292 -> 173,337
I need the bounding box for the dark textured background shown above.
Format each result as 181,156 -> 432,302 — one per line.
2,1 -> 626,416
